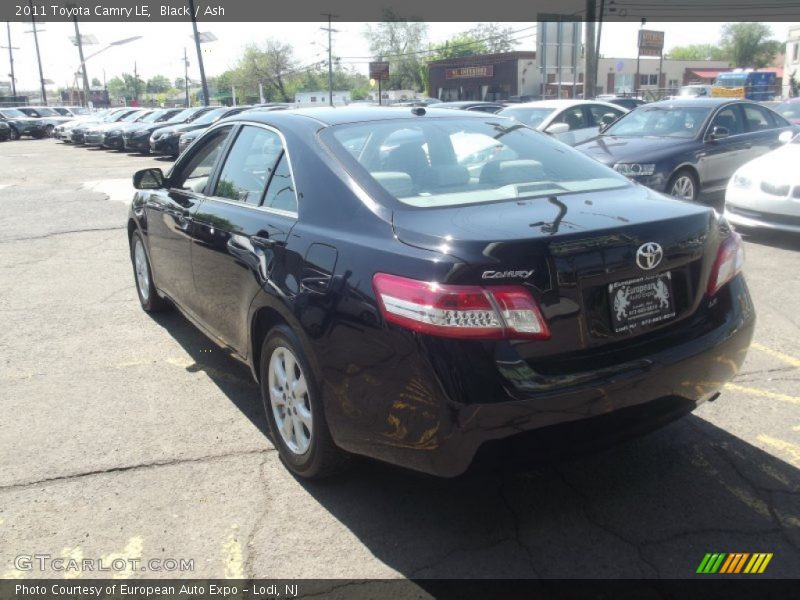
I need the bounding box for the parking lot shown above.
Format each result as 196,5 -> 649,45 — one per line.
1,138 -> 799,582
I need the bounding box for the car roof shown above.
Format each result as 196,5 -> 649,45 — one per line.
436,101 -> 504,108
502,99 -> 624,110
643,98 -> 740,108
231,106 -> 495,127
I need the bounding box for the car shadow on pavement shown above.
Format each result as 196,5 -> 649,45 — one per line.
739,229 -> 800,252
295,415 -> 800,579
148,310 -> 269,437
145,309 -> 800,579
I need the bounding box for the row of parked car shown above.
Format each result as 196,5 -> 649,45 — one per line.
7,94 -> 799,233
47,103 -> 291,158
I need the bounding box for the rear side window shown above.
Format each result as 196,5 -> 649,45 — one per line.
262,154 -> 298,213
214,126 -> 283,205
742,104 -> 776,131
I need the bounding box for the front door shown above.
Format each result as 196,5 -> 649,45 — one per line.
144,126 -> 232,308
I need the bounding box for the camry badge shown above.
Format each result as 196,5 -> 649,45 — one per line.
636,242 -> 663,270
482,270 -> 535,279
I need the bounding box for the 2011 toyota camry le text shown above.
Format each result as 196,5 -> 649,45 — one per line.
127,107 -> 754,478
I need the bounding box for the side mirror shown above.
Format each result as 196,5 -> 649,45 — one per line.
708,126 -> 729,141
778,130 -> 795,144
133,168 -> 166,190
545,122 -> 570,135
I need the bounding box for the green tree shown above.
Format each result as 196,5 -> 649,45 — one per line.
720,23 -> 781,68
233,40 -> 299,102
666,44 -> 730,61
90,77 -> 102,87
462,23 -> 517,54
364,11 -> 428,91
146,75 -> 171,94
107,73 -> 145,101
174,77 -> 185,89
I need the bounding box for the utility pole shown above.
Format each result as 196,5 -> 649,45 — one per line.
321,13 -> 338,107
183,47 -> 190,107
3,22 -> 18,97
133,61 -> 139,104
71,15 -> 91,107
188,0 -> 209,106
584,0 -> 597,99
28,0 -> 48,105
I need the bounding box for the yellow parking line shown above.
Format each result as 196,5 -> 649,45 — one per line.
222,532 -> 244,579
757,435 -> 800,468
751,342 -> 800,369
724,383 -> 800,406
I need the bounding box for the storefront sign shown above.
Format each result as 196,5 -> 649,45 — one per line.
369,62 -> 390,81
445,66 -> 494,79
638,30 -> 664,57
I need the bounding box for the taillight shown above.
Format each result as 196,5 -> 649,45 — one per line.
372,273 -> 550,340
707,232 -> 744,296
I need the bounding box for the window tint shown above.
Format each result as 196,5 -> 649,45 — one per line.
214,126 -> 283,205
709,106 -> 744,136
325,119 -> 629,208
172,127 -> 232,193
588,105 -> 624,126
742,104 -> 776,131
555,107 -> 586,130
262,154 -> 298,212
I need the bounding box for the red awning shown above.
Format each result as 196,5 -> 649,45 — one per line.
688,69 -> 729,79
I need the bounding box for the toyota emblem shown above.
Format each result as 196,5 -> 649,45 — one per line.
636,242 -> 663,270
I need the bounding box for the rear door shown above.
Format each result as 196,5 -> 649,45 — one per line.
190,123 -> 298,353
740,102 -> 794,159
144,126 -> 232,308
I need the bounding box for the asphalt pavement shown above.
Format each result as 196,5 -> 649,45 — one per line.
0,139 -> 799,585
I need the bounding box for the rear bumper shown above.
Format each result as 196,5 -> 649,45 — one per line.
323,275 -> 755,477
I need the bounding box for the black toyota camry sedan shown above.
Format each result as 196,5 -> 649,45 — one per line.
128,108 -> 754,478
574,98 -> 795,201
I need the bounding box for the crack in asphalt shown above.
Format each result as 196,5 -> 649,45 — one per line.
557,471 -> 661,578
407,536 -> 514,578
0,226 -> 125,244
0,448 -> 274,492
244,457 -> 273,578
496,477 -> 540,578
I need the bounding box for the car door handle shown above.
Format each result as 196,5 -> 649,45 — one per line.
252,235 -> 284,249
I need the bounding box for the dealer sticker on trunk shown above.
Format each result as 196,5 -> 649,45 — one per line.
609,271 -> 676,333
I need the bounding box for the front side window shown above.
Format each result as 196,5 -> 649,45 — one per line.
171,127 -> 232,193
588,105 -> 624,126
0,109 -> 25,118
710,106 -> 744,136
555,107 -> 587,130
214,126 -> 283,205
324,118 -> 629,208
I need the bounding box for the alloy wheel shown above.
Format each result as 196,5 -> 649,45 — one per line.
9,128 -> 19,141
133,238 -> 151,302
670,175 -> 695,200
268,346 -> 312,455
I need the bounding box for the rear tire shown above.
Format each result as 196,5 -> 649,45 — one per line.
130,231 -> 169,312
260,325 -> 348,479
45,125 -> 54,137
9,127 -> 19,141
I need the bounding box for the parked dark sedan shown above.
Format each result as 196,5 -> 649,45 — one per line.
574,98 -> 795,201
71,108 -> 139,144
123,106 -> 214,154
435,101 -> 507,113
128,108 -> 754,478
0,108 -> 46,139
100,108 -> 184,151
150,106 -> 251,157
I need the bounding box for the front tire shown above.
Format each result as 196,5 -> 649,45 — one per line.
130,231 -> 168,312
260,325 -> 347,479
9,127 -> 19,141
666,169 -> 699,201
44,125 -> 54,137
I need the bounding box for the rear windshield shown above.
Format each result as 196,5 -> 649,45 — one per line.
324,117 -> 629,208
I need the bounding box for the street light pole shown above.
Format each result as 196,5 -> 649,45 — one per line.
71,16 -> 91,107
321,13 -> 338,107
188,0 -> 209,106
3,22 -> 18,97
183,47 -> 190,107
28,0 -> 47,105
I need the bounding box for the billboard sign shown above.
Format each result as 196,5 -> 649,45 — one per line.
369,61 -> 390,81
